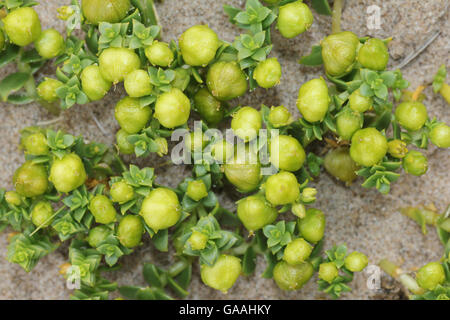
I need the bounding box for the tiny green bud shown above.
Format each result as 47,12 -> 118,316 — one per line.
344,251 -> 368,272
321,31 -> 359,77
224,147 -> 261,192
118,215 -> 144,248
116,129 -> 135,155
13,161 -> 48,197
395,101 -> 428,131
187,180 -> 208,201
270,135 -> 306,172
336,109 -> 363,141
387,139 -> 408,159
185,131 -> 208,152
155,137 -> 168,157
89,194 -> 117,224
37,78 -> 63,103
81,65 -> 112,101
273,260 -> 314,290
429,123 -> 450,148
358,38 -> 389,71
402,150 -> 428,176
145,41 -> 174,67
237,194 -> 278,232
5,191 -> 22,206
318,262 -> 339,283
416,261 -> 445,290
324,147 -> 359,184
211,140 -> 234,163
140,188 -> 181,232
277,1 -> 313,39
123,69 -> 152,98
206,61 -> 248,101
31,201 -> 54,228
296,78 -> 330,123
349,89 -> 373,113
49,153 -> 87,193
57,6 -> 75,20
154,88 -> 191,128
110,180 -> 134,203
21,130 -> 49,156
99,47 -> 140,83
81,0 -> 131,24
34,29 -> 65,59
87,225 -> 112,248
298,208 -> 326,243
187,231 -> 209,251
350,128 -> 388,167
300,187 -> 317,204
265,171 -> 300,206
283,238 -> 313,266
194,88 -> 225,126
231,107 -> 262,142
268,106 -> 293,128
291,203 -> 306,218
200,254 -> 241,293
253,57 -> 282,89
115,97 -> 152,134
179,25 -> 220,67
3,7 -> 41,46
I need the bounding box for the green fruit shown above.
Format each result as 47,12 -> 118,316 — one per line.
231,107 -> 262,141
321,31 -> 359,77
273,260 -> 313,290
179,25 -> 220,67
49,153 -> 87,193
187,231 -> 208,251
3,7 -> 41,46
336,109 -> 363,140
186,180 -> 208,201
81,0 -> 131,24
344,251 -> 368,272
81,65 -> 112,101
118,215 -> 144,248
34,29 -> 65,59
430,123 -> 450,148
13,161 -> 48,197
350,128 -> 388,167
283,238 -> 312,266
31,201 -> 54,228
115,97 -> 152,134
115,129 -> 135,155
253,57 -> 282,88
318,262 -> 339,283
194,88 -> 224,126
277,1 -> 313,39
99,47 -> 140,83
224,148 -> 261,192
416,262 -> 445,290
395,101 -> 427,131
211,140 -> 234,163
324,147 -> 359,184
185,131 -> 208,152
268,106 -> 293,128
402,150 -> 428,176
110,180 -> 134,203
298,208 -> 325,243
265,171 -> 299,206
206,61 -> 248,101
387,139 -> 408,159
358,38 -> 389,71
87,225 -> 112,248
154,88 -> 191,128
21,130 -> 49,156
296,78 -> 330,123
201,255 -> 241,293
37,78 -> 63,103
349,89 -> 373,113
270,135 -> 306,172
5,191 -> 22,206
140,188 -> 181,232
89,194 -> 117,224
145,41 -> 174,67
124,69 -> 152,98
237,194 -> 278,232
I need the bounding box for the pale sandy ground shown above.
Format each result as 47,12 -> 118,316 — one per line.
0,0 -> 449,299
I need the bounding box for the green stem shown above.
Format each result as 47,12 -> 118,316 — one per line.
331,0 -> 344,34
17,48 -> 37,99
167,259 -> 188,278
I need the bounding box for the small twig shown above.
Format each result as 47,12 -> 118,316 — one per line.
36,116 -> 64,126
394,30 -> 441,69
331,0 -> 344,34
89,108 -> 108,137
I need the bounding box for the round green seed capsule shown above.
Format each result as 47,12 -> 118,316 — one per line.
349,89 -> 373,113
99,47 -> 140,83
81,0 -> 131,24
34,29 -> 65,59
49,153 -> 87,193
13,161 -> 48,198
21,131 -> 49,156
268,106 -> 293,128
118,215 -> 144,248
187,231 -> 208,251
154,88 -> 191,128
402,150 -> 428,176
115,96 -> 152,134
5,191 -> 22,206
87,225 -> 112,248
124,69 -> 152,98
3,7 -> 41,46
115,129 -> 135,155
140,188 -> 181,232
296,78 -> 330,123
211,140 -> 234,163
224,147 -> 261,192
429,123 -> 450,148
318,262 -> 339,283
344,251 -> 368,272
187,180 -> 208,201
277,1 -> 313,39
283,238 -> 312,266
416,262 -> 445,290
350,128 -> 388,167
31,201 -> 54,228
145,41 -> 174,67
395,101 -> 428,131
324,147 -> 359,184
298,208 -> 325,243
194,88 -> 225,126
206,61 -> 248,101
37,78 -> 64,103
231,107 -> 262,142
200,254 -> 241,293
110,180 -> 134,203
265,171 -> 299,206
336,109 -> 363,141
270,135 -> 306,172
321,31 -> 359,77
387,139 -> 408,159
253,57 -> 282,89
358,38 -> 389,71
273,260 -> 313,291
237,194 -> 278,233
179,25 -> 220,67
81,65 -> 112,101
185,131 -> 208,152
89,194 -> 117,224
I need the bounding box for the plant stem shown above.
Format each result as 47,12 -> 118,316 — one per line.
17,49 -> 37,99
331,0 -> 344,34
